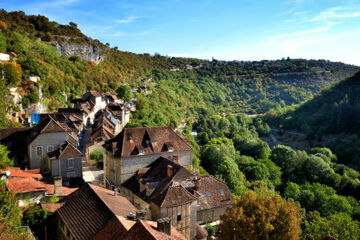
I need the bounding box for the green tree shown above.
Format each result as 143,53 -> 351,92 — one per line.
216,157 -> 247,196
116,85 -> 132,103
218,191 -> 301,240
270,145 -> 298,176
0,145 -> 13,169
302,212 -> 360,240
200,143 -> 237,174
0,32 -> 6,52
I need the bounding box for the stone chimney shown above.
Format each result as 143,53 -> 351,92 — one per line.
54,177 -> 62,196
167,165 -> 173,177
195,178 -> 200,191
114,188 -> 119,196
136,210 -> 146,220
157,217 -> 171,236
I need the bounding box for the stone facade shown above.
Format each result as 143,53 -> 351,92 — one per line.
104,150 -> 192,187
28,132 -> 70,169
196,205 -> 231,224
48,156 -> 83,178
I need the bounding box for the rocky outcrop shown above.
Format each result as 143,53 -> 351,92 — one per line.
47,42 -> 106,64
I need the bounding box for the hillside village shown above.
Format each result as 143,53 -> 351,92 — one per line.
1,9 -> 360,240
0,89 -> 234,240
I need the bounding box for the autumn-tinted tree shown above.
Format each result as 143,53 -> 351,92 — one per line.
116,85 -> 132,103
2,62 -> 22,86
218,191 -> 301,240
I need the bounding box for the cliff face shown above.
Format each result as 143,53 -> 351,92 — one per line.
47,42 -> 106,63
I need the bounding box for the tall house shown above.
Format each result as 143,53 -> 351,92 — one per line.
103,126 -> 192,188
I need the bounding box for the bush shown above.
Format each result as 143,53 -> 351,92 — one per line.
90,150 -> 104,162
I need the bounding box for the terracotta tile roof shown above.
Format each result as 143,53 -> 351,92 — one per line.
154,185 -> 197,208
41,203 -> 64,212
195,175 -> 233,211
88,90 -> 102,98
105,127 -> 192,158
56,183 -> 137,240
7,176 -> 77,196
48,141 -> 83,160
7,177 -> 48,193
122,219 -> 186,240
1,168 -> 42,179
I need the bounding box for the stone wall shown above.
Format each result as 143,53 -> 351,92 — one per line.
50,156 -> 83,178
196,204 -> 232,224
29,132 -> 70,169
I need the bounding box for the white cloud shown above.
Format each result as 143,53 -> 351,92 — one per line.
116,16 -> 140,24
310,6 -> 360,22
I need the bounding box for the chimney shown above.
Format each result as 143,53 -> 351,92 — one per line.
136,210 -> 146,220
54,177 -> 62,196
167,165 -> 173,177
114,188 -> 119,196
157,217 -> 171,236
195,178 -> 200,191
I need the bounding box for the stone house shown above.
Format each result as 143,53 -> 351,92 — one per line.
52,183 -> 186,240
26,115 -> 79,169
103,126 -> 192,188
120,157 -> 233,239
46,141 -> 83,179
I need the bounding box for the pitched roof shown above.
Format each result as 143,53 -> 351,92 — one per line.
7,176 -> 77,196
48,141 -> 83,160
153,185 -> 197,208
105,126 -> 192,157
1,168 -> 42,179
57,183 -> 137,240
41,203 -> 64,212
7,177 -> 48,193
195,175 -> 233,211
122,220 -> 186,240
123,157 -> 196,208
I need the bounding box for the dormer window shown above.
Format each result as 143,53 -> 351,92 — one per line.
139,149 -> 144,155
145,140 -> 150,145
128,136 -> 133,140
168,147 -> 173,152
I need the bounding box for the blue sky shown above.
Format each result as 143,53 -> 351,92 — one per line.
2,0 -> 360,65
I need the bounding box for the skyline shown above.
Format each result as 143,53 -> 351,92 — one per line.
1,0 -> 360,65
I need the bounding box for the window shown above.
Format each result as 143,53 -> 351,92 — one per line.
177,214 -> 182,221
36,146 -> 43,156
47,145 -> 54,153
212,210 -> 215,218
205,191 -> 211,197
219,189 -> 224,195
139,149 -> 144,155
168,147 -> 173,152
67,159 -> 74,168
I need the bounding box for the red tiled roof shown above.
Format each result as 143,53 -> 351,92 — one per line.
105,127 -> 192,158
7,178 -> 48,193
196,175 -> 233,211
122,219 -> 186,240
57,183 -> 137,240
155,186 -> 197,208
41,203 -> 64,212
1,168 -> 42,179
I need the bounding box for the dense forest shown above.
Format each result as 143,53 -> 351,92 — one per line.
1,10 -> 360,239
267,71 -> 360,171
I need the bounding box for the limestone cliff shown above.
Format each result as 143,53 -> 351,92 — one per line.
47,42 -> 106,64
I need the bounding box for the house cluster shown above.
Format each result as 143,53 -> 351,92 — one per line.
0,90 -> 130,184
0,89 -> 233,239
102,126 -> 234,239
